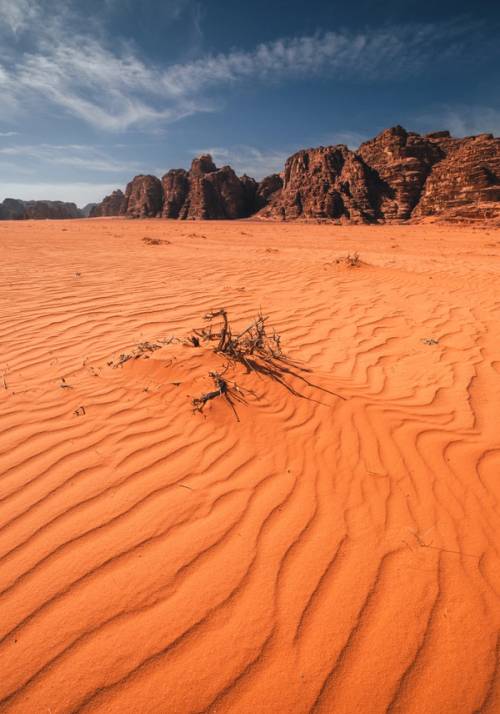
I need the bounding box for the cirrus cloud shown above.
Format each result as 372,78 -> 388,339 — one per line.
0,1 -> 487,132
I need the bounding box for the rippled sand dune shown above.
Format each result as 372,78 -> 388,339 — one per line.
0,219 -> 499,713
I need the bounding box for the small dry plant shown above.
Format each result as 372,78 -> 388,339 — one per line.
190,308 -> 344,420
335,252 -> 361,267
142,237 -> 171,246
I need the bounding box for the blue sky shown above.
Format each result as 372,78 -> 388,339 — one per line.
0,0 -> 499,206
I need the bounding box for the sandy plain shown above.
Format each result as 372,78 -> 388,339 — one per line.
0,218 -> 499,713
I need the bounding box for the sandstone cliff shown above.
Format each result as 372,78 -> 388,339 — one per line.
124,176 -> 163,218
413,133 -> 500,219
162,156 -> 258,220
90,190 -> 126,217
0,199 -> 81,220
89,127 -> 500,223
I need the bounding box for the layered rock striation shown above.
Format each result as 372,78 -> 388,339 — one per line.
89,127 -> 500,223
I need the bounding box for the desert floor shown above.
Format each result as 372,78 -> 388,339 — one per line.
0,219 -> 499,713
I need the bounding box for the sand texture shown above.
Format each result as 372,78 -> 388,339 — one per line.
0,219 -> 499,713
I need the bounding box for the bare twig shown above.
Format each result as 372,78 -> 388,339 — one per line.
191,308 -> 345,418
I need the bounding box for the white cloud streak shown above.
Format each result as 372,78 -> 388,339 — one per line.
0,143 -> 138,172
0,0 -> 482,132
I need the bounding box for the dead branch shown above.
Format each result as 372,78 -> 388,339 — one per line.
190,308 -> 345,417
192,370 -> 243,421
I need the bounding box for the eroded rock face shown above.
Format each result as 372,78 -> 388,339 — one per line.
161,170 -> 189,218
412,133 -> 500,219
88,127 -> 500,224
0,199 -> 81,220
90,190 -> 126,217
181,157 -> 252,219
256,174 -> 283,209
263,145 -> 379,223
357,126 -> 446,220
263,127 -> 499,223
240,175 -> 259,215
124,175 -> 163,218
161,156 -> 259,220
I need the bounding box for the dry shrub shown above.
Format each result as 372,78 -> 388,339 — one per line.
190,308 -> 345,419
335,252 -> 361,267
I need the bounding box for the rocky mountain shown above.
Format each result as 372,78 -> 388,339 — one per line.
259,127 -> 499,223
90,189 -> 126,217
123,175 -> 163,218
84,126 -> 500,224
0,199 -> 82,220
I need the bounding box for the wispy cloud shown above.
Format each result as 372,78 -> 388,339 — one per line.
0,131 -> 19,137
0,0 -> 40,34
415,105 -> 500,137
0,143 -> 138,172
0,0 -> 486,132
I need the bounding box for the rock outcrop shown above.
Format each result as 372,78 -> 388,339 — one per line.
89,190 -> 126,217
161,170 -> 189,218
262,127 -> 499,223
164,156 -> 257,220
0,199 -> 81,220
89,127 -> 500,224
357,126 -> 446,220
262,145 -> 379,222
413,133 -> 500,219
256,174 -> 283,209
123,176 -> 163,218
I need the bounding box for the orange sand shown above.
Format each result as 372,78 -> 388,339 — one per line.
0,219 -> 499,713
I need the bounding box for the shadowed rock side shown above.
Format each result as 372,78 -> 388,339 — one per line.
124,176 -> 163,218
162,156 -> 260,220
90,127 -> 500,223
0,199 -> 82,220
357,126 -> 447,220
90,190 -> 126,218
161,170 -> 189,218
255,173 -> 283,209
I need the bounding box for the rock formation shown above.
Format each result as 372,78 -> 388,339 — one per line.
255,173 -> 283,210
90,190 -> 126,217
161,170 -> 189,218
164,156 -> 258,220
357,126 -> 445,220
0,199 -> 81,220
413,133 -> 500,219
262,127 -> 499,223
260,146 -> 379,222
123,176 -> 163,218
87,127 -> 500,224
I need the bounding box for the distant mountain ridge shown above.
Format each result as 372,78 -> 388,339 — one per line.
0,198 -> 82,220
92,126 -> 500,223
2,126 -> 499,223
